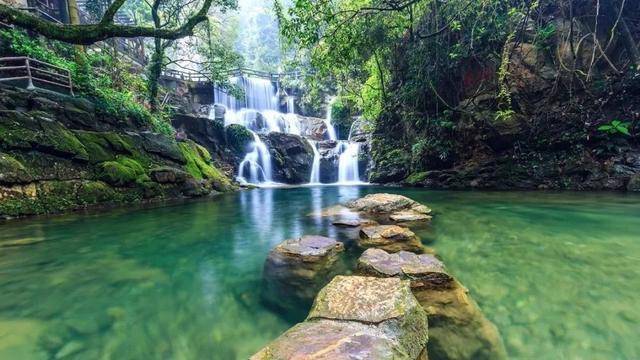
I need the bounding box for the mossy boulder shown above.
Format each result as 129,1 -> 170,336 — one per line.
0,153 -> 32,183
369,138 -> 411,183
178,141 -> 233,191
98,156 -> 148,187
225,124 -> 253,156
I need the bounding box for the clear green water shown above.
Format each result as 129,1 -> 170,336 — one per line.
0,187 -> 639,359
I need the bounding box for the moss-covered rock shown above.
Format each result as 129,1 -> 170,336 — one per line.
178,141 -> 233,191
225,124 -> 253,156
0,153 -> 32,183
98,156 -> 148,187
404,172 -> 429,186
369,138 -> 411,183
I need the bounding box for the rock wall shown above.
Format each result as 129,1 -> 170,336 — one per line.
0,85 -> 235,218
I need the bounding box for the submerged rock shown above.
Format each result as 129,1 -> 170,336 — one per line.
359,225 -> 425,253
252,276 -> 428,359
262,235 -> 345,314
345,193 -> 433,223
358,248 -> 507,360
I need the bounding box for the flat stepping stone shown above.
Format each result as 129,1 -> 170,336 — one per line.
262,235 -> 345,314
357,249 -> 507,360
345,194 -> 432,223
252,276 -> 428,360
359,225 -> 425,253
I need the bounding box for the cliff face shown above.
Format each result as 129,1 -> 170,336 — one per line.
0,86 -> 236,218
369,3 -> 640,191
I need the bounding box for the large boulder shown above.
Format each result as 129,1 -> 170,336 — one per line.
262,132 -> 314,184
252,276 -> 429,360
358,249 -> 507,360
359,225 -> 425,253
262,235 -> 345,315
346,193 -> 433,223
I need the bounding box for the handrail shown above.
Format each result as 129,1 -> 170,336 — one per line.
160,67 -> 310,83
0,56 -> 73,95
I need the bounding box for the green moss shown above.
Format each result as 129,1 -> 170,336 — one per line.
405,172 -> 429,185
0,153 -> 32,183
225,124 -> 253,155
178,141 -> 233,191
76,181 -> 116,205
39,120 -> 89,160
98,156 -> 148,186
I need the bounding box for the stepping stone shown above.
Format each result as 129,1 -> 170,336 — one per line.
359,225 -> 425,253
262,235 -> 345,313
252,276 -> 429,360
345,193 -> 433,223
358,248 -> 507,360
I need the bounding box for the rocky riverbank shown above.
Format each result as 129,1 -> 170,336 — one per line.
256,193 -> 505,359
0,86 -> 236,218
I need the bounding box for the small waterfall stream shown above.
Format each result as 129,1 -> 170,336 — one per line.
238,132 -> 273,184
308,140 -> 321,184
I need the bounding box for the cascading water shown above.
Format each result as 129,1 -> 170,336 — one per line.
337,141 -> 361,184
286,96 -> 295,114
324,98 -> 338,141
308,140 -> 321,184
237,132 -> 273,184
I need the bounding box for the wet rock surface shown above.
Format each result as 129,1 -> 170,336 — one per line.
0,86 -> 235,218
252,275 -> 429,360
346,193 -> 433,222
262,235 -> 345,314
261,132 -> 315,184
359,225 -> 425,253
358,248 -> 507,360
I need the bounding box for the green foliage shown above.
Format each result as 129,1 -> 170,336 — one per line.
404,171 -> 429,185
0,29 -> 173,137
534,23 -> 556,50
598,120 -> 631,136
330,97 -> 354,139
225,124 -> 253,155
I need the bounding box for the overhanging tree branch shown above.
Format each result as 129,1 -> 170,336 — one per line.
0,0 -> 213,45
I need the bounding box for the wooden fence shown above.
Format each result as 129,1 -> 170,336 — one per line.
0,56 -> 73,95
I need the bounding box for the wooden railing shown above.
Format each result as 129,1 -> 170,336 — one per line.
160,67 -> 310,84
0,56 -> 73,95
161,68 -> 210,83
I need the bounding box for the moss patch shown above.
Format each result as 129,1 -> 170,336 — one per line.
0,153 -> 32,183
178,141 -> 232,191
225,124 -> 253,155
404,172 -> 429,185
98,156 -> 149,186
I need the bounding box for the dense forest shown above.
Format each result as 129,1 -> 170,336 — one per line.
277,0 -> 640,190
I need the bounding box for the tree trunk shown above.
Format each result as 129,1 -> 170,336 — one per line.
65,0 -> 84,54
148,37 -> 163,111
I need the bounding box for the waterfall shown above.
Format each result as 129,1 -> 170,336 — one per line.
214,77 -> 278,111
238,132 -> 273,184
286,96 -> 295,114
324,98 -> 338,141
308,140 -> 320,184
337,141 -> 361,184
